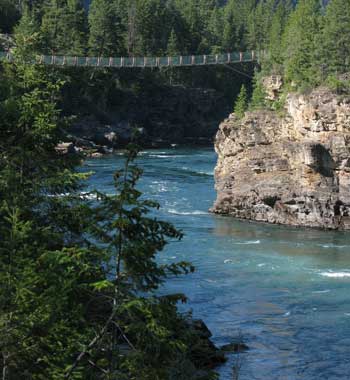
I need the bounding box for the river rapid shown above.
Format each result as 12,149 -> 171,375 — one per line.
84,147 -> 350,380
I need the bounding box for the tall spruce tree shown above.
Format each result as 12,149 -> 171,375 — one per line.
167,28 -> 181,55
321,0 -> 350,76
282,0 -> 322,88
267,1 -> 292,70
223,0 -> 254,51
88,0 -> 126,56
133,0 -> 170,55
234,84 -> 248,118
40,0 -> 87,55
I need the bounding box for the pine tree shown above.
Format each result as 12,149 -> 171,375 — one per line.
223,0 -> 254,51
206,7 -> 224,53
282,0 -> 322,88
167,28 -> 180,55
88,0 -> 126,57
65,0 -> 88,55
250,72 -> 266,110
13,5 -> 42,54
267,1 -> 291,68
234,85 -> 248,118
133,0 -> 171,56
40,0 -> 88,55
321,0 -> 350,76
0,31 -> 96,379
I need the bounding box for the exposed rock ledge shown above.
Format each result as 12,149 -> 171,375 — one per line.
211,87 -> 350,230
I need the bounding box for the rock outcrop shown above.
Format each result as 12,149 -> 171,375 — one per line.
212,87 -> 350,230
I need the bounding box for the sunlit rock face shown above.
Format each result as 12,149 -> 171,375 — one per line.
211,87 -> 350,230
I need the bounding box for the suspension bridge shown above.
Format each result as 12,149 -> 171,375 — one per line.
0,51 -> 258,68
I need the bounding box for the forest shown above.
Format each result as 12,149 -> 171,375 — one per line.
1,0 -> 350,379
1,0 -> 348,109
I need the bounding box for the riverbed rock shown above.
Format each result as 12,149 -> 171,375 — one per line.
211,87 -> 350,230
220,342 -> 249,353
187,319 -> 226,369
56,142 -> 77,155
70,116 -> 133,149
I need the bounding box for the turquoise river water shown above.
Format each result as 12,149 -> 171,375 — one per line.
85,147 -> 350,380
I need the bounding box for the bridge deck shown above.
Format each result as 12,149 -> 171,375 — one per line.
0,51 -> 257,68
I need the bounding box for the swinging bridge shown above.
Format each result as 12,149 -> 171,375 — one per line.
0,50 -> 258,68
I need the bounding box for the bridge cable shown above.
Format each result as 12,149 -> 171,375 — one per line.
223,64 -> 254,79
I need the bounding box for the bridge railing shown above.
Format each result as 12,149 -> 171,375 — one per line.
0,51 -> 258,68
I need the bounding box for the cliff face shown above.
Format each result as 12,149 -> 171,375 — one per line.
212,87 -> 350,230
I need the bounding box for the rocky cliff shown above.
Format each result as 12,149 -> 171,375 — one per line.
212,86 -> 350,230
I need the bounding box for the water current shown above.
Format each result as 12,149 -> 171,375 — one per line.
84,147 -> 350,380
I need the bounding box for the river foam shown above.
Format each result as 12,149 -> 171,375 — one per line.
319,272 -> 350,278
167,209 -> 208,215
234,240 -> 261,245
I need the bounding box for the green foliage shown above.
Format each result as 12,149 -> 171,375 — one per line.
0,35 -> 96,379
0,31 -> 221,379
167,28 -> 181,56
281,0 -> 322,88
223,0 -> 254,51
325,74 -> 350,94
320,0 -> 350,77
88,0 -> 125,56
40,0 -> 87,55
250,73 -> 266,110
247,0 -> 275,51
265,1 -> 292,71
234,85 -> 248,118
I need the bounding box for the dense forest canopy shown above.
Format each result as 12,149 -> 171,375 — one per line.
1,0 -> 348,92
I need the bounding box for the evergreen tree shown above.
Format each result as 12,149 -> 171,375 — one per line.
0,32 -> 95,379
65,0 -> 88,55
40,0 -> 88,55
234,84 -> 248,118
282,0 -> 322,88
173,0 -> 205,53
267,1 -> 292,69
321,0 -> 350,76
206,7 -> 225,53
13,6 -> 42,54
223,0 -> 254,51
250,72 -> 266,110
167,28 -> 181,55
133,0 -> 172,56
88,0 -> 126,56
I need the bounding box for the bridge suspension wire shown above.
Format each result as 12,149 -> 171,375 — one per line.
223,64 -> 254,79
0,51 -> 258,68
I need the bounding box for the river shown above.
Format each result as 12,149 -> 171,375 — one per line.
84,147 -> 350,380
